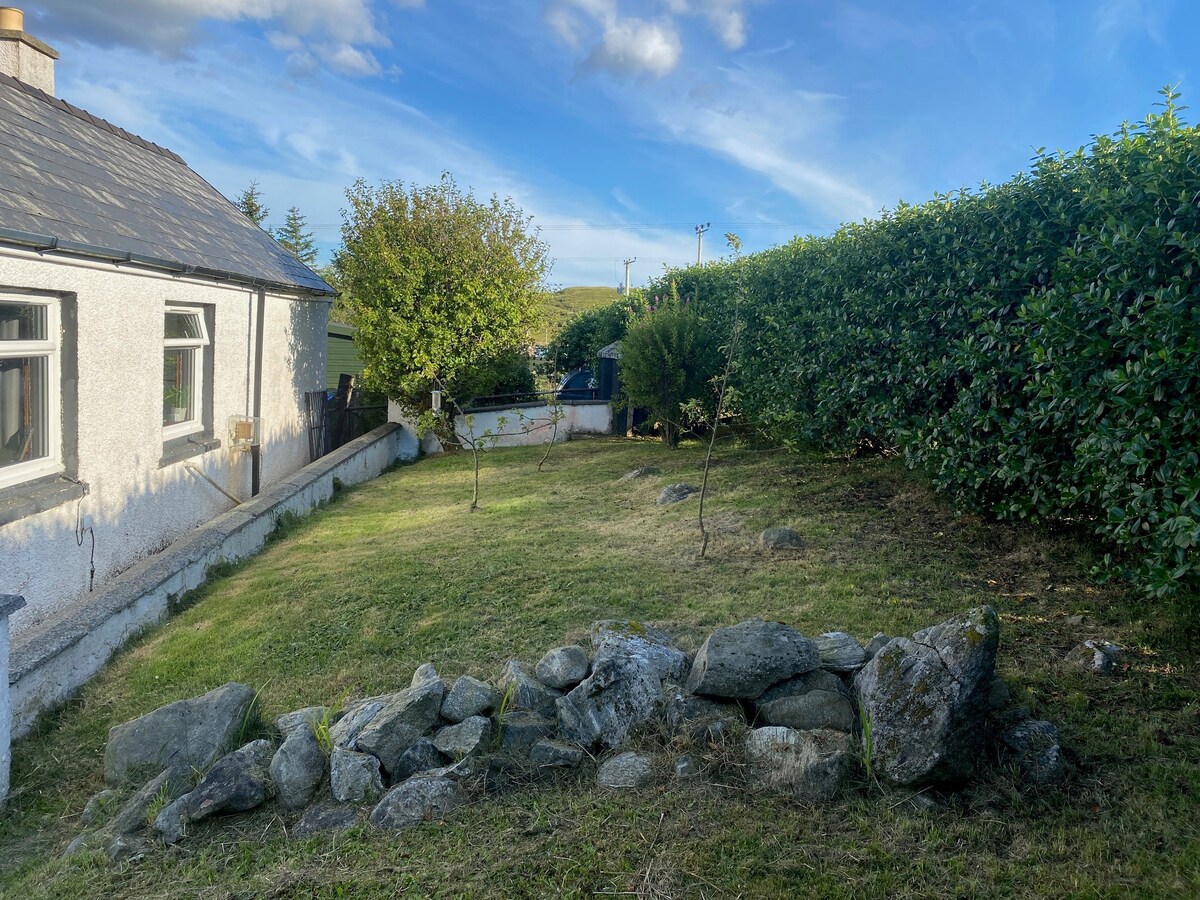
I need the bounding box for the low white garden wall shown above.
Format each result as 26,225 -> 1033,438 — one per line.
454,400 -> 613,448
6,423 -> 418,739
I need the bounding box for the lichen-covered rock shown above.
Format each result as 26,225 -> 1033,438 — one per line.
591,620 -> 691,682
556,651 -> 663,750
392,737 -> 446,782
292,802 -> 359,838
499,710 -> 557,756
432,716 -> 492,759
187,739 -> 274,821
354,679 -> 444,778
597,752 -> 654,788
760,527 -> 802,550
411,663 -> 440,686
759,669 -> 848,703
1064,640 -> 1122,675
744,727 -> 852,801
686,618 -> 820,699
152,792 -> 191,845
107,767 -> 190,836
529,740 -> 584,769
330,748 -> 384,803
104,682 -> 256,787
368,776 -> 466,831
441,676 -> 500,723
660,682 -> 743,741
1001,719 -> 1068,786
330,696 -> 389,749
854,606 -> 1000,786
757,689 -> 855,733
270,726 -> 326,809
657,483 -> 697,505
498,660 -> 562,717
535,646 -> 590,690
816,632 -> 866,673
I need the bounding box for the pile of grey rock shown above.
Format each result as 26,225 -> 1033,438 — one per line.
66,606 -> 1076,863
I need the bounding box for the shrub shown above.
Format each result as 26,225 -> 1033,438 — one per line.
542,299 -> 638,375
620,294 -> 721,447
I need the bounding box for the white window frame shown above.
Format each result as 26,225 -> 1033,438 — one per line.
0,295 -> 61,489
163,306 -> 210,441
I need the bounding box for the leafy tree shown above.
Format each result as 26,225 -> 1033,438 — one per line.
275,206 -> 319,265
620,287 -> 720,447
335,172 -> 550,410
234,180 -> 269,227
543,298 -> 639,375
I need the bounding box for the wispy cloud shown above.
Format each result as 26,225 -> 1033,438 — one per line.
31,0 -> 423,76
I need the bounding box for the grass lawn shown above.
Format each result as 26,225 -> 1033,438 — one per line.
535,286 -> 620,345
0,437 -> 1197,898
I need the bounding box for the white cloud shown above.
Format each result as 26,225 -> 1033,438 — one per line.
585,17 -> 682,78
31,0 -> 415,75
545,0 -> 755,77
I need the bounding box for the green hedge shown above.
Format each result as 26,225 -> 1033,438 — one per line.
650,91 -> 1200,599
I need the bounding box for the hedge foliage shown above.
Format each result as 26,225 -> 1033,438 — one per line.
649,90 -> 1200,599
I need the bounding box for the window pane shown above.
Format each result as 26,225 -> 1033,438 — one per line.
165,311 -> 202,340
0,302 -> 47,342
0,355 -> 49,468
163,347 -> 196,426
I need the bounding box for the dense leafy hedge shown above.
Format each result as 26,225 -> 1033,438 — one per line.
650,92 -> 1200,599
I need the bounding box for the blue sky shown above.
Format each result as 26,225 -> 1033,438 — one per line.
25,0 -> 1200,288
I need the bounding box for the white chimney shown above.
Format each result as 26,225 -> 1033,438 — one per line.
0,8 -> 58,95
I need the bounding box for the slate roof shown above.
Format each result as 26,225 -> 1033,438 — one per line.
0,72 -> 333,296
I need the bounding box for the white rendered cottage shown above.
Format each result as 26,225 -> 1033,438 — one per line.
0,8 -> 337,729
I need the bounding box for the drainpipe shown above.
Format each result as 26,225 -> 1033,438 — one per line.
252,288 -> 266,496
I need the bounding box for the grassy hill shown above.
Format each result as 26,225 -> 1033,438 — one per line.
536,286 -> 620,344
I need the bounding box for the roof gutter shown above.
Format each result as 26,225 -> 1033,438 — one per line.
0,227 -> 335,299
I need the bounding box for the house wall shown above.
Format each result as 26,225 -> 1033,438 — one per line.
0,249 -> 328,636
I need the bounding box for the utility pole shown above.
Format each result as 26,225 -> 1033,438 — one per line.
694,222 -> 711,266
623,257 -> 636,298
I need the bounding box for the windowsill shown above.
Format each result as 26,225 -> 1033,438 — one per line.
159,434 -> 222,468
0,471 -> 86,528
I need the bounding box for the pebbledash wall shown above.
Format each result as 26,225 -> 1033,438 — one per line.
0,249 -> 326,636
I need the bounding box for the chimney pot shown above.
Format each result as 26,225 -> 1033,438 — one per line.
0,7 -> 59,95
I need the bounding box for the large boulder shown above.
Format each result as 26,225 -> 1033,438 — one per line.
686,619 -> 820,699
104,682 -> 256,787
368,776 -> 466,831
854,606 -> 1000,786
354,679 -> 444,778
432,716 -> 493,759
744,727 -> 852,801
330,696 -> 389,749
497,660 -> 562,717
557,622 -> 692,750
441,676 -> 500,723
187,739 -> 274,821
392,737 -> 446,782
270,727 -> 326,810
535,646 -> 590,690
330,748 -> 384,803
